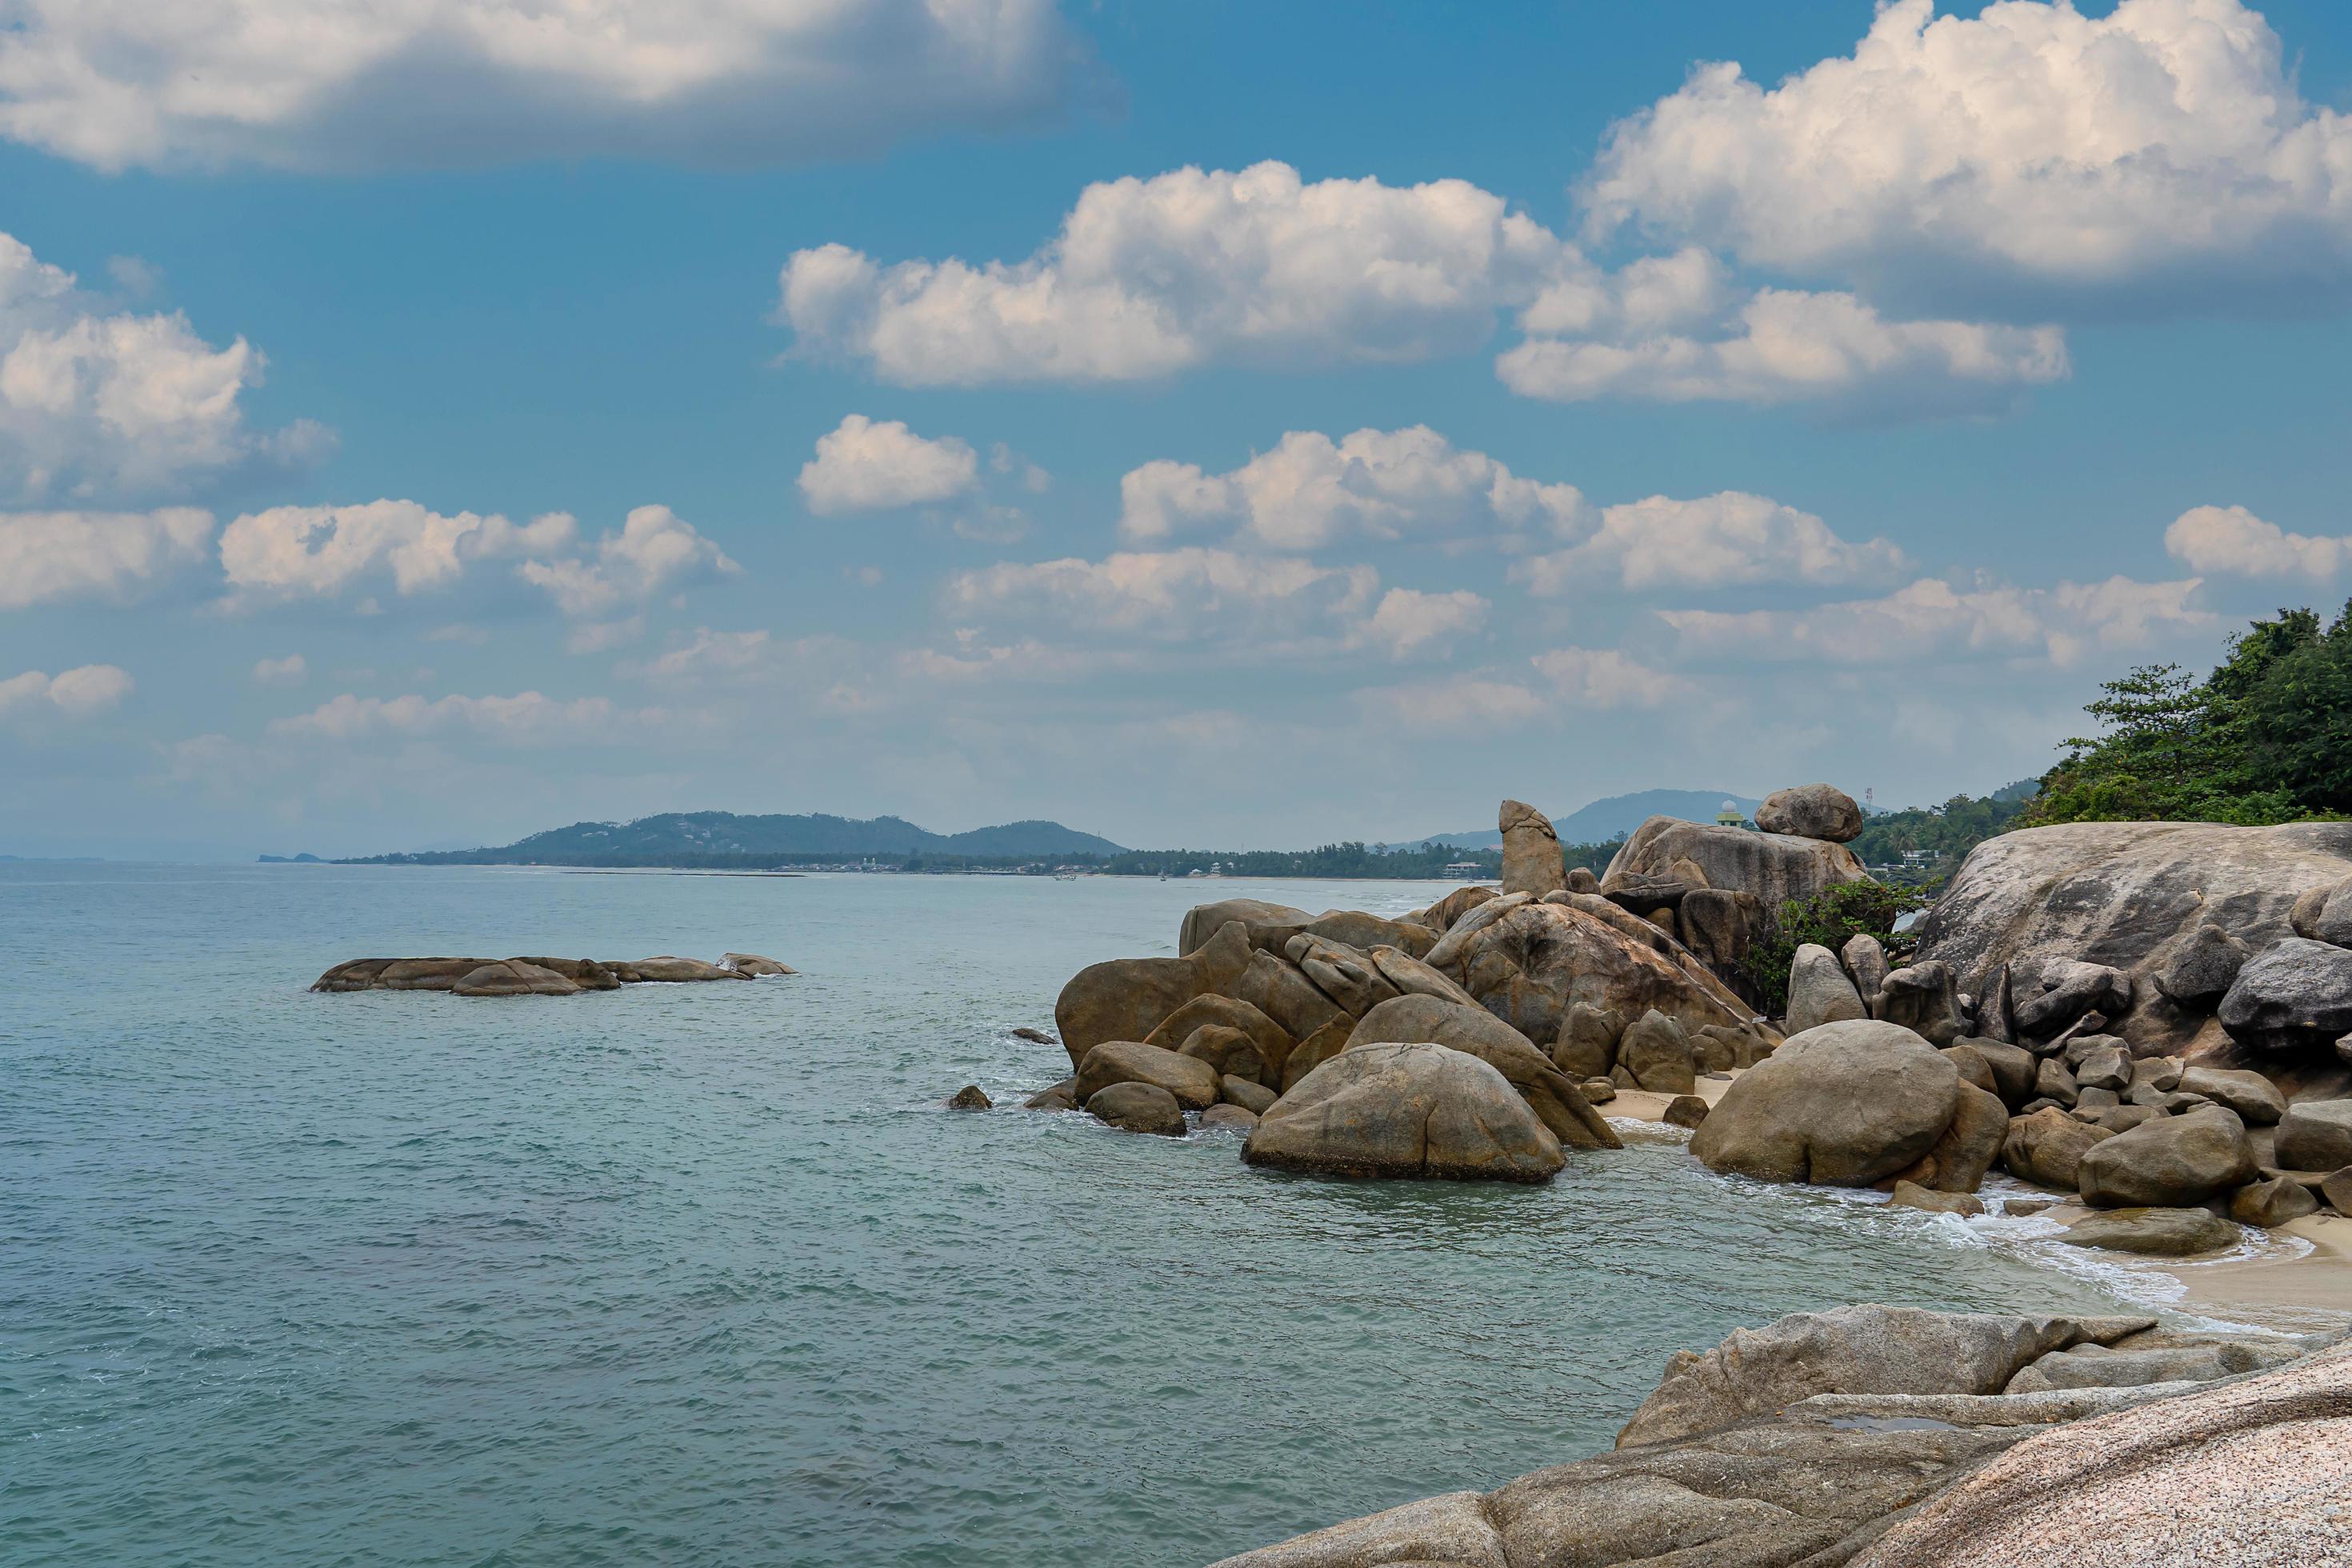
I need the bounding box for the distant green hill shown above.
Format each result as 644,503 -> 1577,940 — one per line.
350,810 -> 1126,866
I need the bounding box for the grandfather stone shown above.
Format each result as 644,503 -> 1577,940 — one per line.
1498,798 -> 1568,898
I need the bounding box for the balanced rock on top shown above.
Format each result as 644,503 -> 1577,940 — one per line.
1754,783 -> 1864,843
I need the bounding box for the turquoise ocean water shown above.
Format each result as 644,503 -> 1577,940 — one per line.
3,864 -> 2156,1566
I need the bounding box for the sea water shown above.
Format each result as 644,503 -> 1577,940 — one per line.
2,863 -> 2166,1566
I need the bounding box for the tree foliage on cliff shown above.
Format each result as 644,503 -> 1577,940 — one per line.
1848,791 -> 2032,873
1736,882 -> 1933,1016
2027,602 -> 2352,826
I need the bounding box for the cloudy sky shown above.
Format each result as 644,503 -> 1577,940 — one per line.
6,0 -> 2352,858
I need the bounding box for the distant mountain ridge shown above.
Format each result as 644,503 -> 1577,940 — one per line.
1405,789 -> 1768,850
354,810 -> 1126,865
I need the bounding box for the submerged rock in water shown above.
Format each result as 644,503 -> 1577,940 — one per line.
1085,1082 -> 1186,1137
452,959 -> 582,997
2061,1206 -> 2242,1256
722,952 -> 795,976
1242,1042 -> 1564,1183
946,1084 -> 991,1110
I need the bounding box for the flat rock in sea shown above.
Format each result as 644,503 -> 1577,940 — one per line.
311,951 -> 784,994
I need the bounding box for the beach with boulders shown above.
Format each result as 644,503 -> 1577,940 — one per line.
1002,787 -> 2352,1563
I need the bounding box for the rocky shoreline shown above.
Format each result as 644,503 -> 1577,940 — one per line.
1000,788 -> 2352,1562
1208,1302 -> 2351,1567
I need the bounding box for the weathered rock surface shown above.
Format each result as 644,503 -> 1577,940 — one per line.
1344,994 -> 1621,1150
2274,1098 -> 2352,1170
1364,944 -> 1478,1008
452,959 -> 582,997
1174,1024 -> 1263,1085
1219,1076 -> 1278,1115
1143,994 -> 1293,1080
1902,1081 -> 2008,1194
1498,798 -> 1566,898
2011,958 -> 2133,1040
1964,1036 -> 2038,1105
1616,1008 -> 1698,1095
2219,936 -> 2352,1055
1242,1042 -> 1565,1182
2150,918 -> 2250,1005
2062,1206 -> 2243,1255
2231,1174 -> 2320,1227
1603,816 -> 1871,907
1662,1094 -> 1710,1129
2175,1064 -> 2286,1125
1053,922 -> 1253,1067
946,1084 -> 991,1110
1842,932 -> 1890,1012
1847,1342 -> 2352,1568
1414,884 -> 1497,933
1615,1304 -> 2154,1449
1690,1020 -> 1960,1186
1442,898 -> 1755,1049
1889,1180 -> 1982,1215
1284,934 -> 1401,1017
1023,1078 -> 1077,1112
2077,1104 -> 2257,1208
1549,1001 -> 1622,1079
1787,942 -> 1867,1034
1178,898 -> 1310,957
1756,783 -> 1864,843
1206,1305 -> 2352,1568
1912,819 -> 2352,1057
2002,1106 -> 2115,1190
1198,1103 -> 1258,1133
721,952 -> 794,976
1877,960 -> 1965,1046
1233,947 -> 1350,1048
1085,1081 -> 1186,1136
1074,1040 -> 1222,1112
312,952 -> 757,994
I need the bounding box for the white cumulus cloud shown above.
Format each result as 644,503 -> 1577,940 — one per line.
1584,0 -> 2352,310
516,504 -> 738,617
1511,490 -> 1908,594
1119,426 -> 1589,550
944,546 -> 1378,645
268,690 -> 632,745
0,506 -> 213,607
1355,587 -> 1489,660
218,498 -> 734,618
0,0 -> 1098,173
798,414 -> 982,514
2165,504 -> 2351,579
251,654 -> 306,686
0,662 -> 134,718
2,231 -> 326,498
778,161 -> 1578,384
1529,647 -> 1686,709
1498,289 -> 2067,412
1660,575 -> 2210,667
218,499 -> 578,600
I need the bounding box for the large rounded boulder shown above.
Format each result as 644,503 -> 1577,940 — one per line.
1690,1019 -> 1961,1186
1053,921 -> 1254,1069
1178,898 -> 1310,956
1242,1042 -> 1565,1182
2217,937 -> 2352,1054
2075,1104 -> 2257,1208
1344,994 -> 1620,1150
1756,783 -> 1863,843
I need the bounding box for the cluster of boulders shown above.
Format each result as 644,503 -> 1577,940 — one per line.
1209,1302 -> 2348,1568
311,951 -> 794,996
1682,817 -> 2352,1250
1561,783 -> 1873,1002
1022,798 -> 1793,1182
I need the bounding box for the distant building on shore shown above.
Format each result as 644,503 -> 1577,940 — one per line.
1714,800 -> 1754,830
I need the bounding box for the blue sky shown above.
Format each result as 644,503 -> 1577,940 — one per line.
6,0 -> 2352,858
